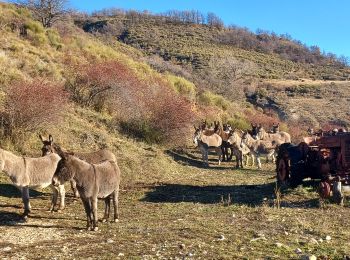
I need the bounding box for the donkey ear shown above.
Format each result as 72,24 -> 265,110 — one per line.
38,134 -> 44,142
49,134 -> 53,143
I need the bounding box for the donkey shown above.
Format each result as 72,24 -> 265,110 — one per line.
0,148 -> 63,217
193,126 -> 222,167
255,125 -> 291,144
52,145 -> 121,231
215,122 -> 233,161
227,130 -> 254,168
241,132 -> 277,169
39,135 -> 116,198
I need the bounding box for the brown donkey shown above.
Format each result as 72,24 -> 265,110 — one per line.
39,134 -> 116,198
52,145 -> 121,231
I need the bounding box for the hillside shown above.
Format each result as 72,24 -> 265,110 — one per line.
77,12 -> 350,128
0,3 -> 350,259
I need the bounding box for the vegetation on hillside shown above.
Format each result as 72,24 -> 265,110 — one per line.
0,2 -> 278,151
75,8 -> 350,130
0,4 -> 350,260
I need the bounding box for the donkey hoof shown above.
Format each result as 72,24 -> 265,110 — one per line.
93,226 -> 99,231
114,218 -> 119,223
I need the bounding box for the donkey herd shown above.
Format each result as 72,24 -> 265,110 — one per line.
0,122 -> 290,231
193,121 -> 291,169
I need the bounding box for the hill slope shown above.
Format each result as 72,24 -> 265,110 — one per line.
77,13 -> 350,128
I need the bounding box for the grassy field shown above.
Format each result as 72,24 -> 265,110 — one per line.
1,147 -> 349,259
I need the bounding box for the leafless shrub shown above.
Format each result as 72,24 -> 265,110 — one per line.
0,79 -> 68,143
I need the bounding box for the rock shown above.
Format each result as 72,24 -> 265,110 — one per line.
179,243 -> 186,250
2,247 -> 11,252
118,253 -> 124,257
300,255 -> 317,260
295,248 -> 302,254
106,239 -> 114,243
309,238 -> 319,245
325,235 -> 331,241
318,238 -> 323,243
218,235 -> 225,241
275,242 -> 283,248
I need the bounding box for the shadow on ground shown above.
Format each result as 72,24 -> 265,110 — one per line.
0,184 -> 45,198
0,210 -> 24,225
141,182 -> 274,206
141,182 -> 321,208
165,149 -> 261,171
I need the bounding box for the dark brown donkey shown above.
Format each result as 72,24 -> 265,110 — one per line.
39,135 -> 116,198
52,145 -> 121,231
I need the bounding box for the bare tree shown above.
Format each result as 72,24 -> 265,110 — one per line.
16,0 -> 68,28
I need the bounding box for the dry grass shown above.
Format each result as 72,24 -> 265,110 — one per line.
1,146 -> 350,259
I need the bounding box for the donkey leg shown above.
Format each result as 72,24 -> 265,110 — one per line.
239,152 -> 244,168
49,185 -> 58,212
81,198 -> 92,230
91,197 -> 99,231
245,154 -> 249,167
21,186 -> 31,217
112,189 -> 120,222
70,180 -> 80,198
257,156 -> 262,169
58,184 -> 65,211
217,148 -> 222,165
102,196 -> 111,222
204,151 -> 209,167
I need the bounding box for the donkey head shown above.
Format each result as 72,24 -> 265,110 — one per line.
52,145 -> 75,187
193,126 -> 202,146
271,123 -> 280,133
39,134 -> 55,156
255,124 -> 265,140
223,123 -> 232,133
251,123 -> 261,139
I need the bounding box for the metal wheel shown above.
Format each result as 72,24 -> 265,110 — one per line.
277,158 -> 288,182
319,181 -> 331,199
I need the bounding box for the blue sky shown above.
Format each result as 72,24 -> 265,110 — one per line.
52,1 -> 350,58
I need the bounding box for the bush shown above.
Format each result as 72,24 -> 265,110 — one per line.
198,90 -> 230,110
0,79 -> 68,144
47,29 -> 63,49
65,60 -> 140,111
244,109 -> 280,128
66,60 -> 196,145
24,21 -> 47,46
166,74 -> 196,101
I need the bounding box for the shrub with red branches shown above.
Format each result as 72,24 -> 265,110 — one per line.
65,61 -> 141,112
244,109 -> 280,129
0,79 -> 68,142
66,60 -> 196,145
